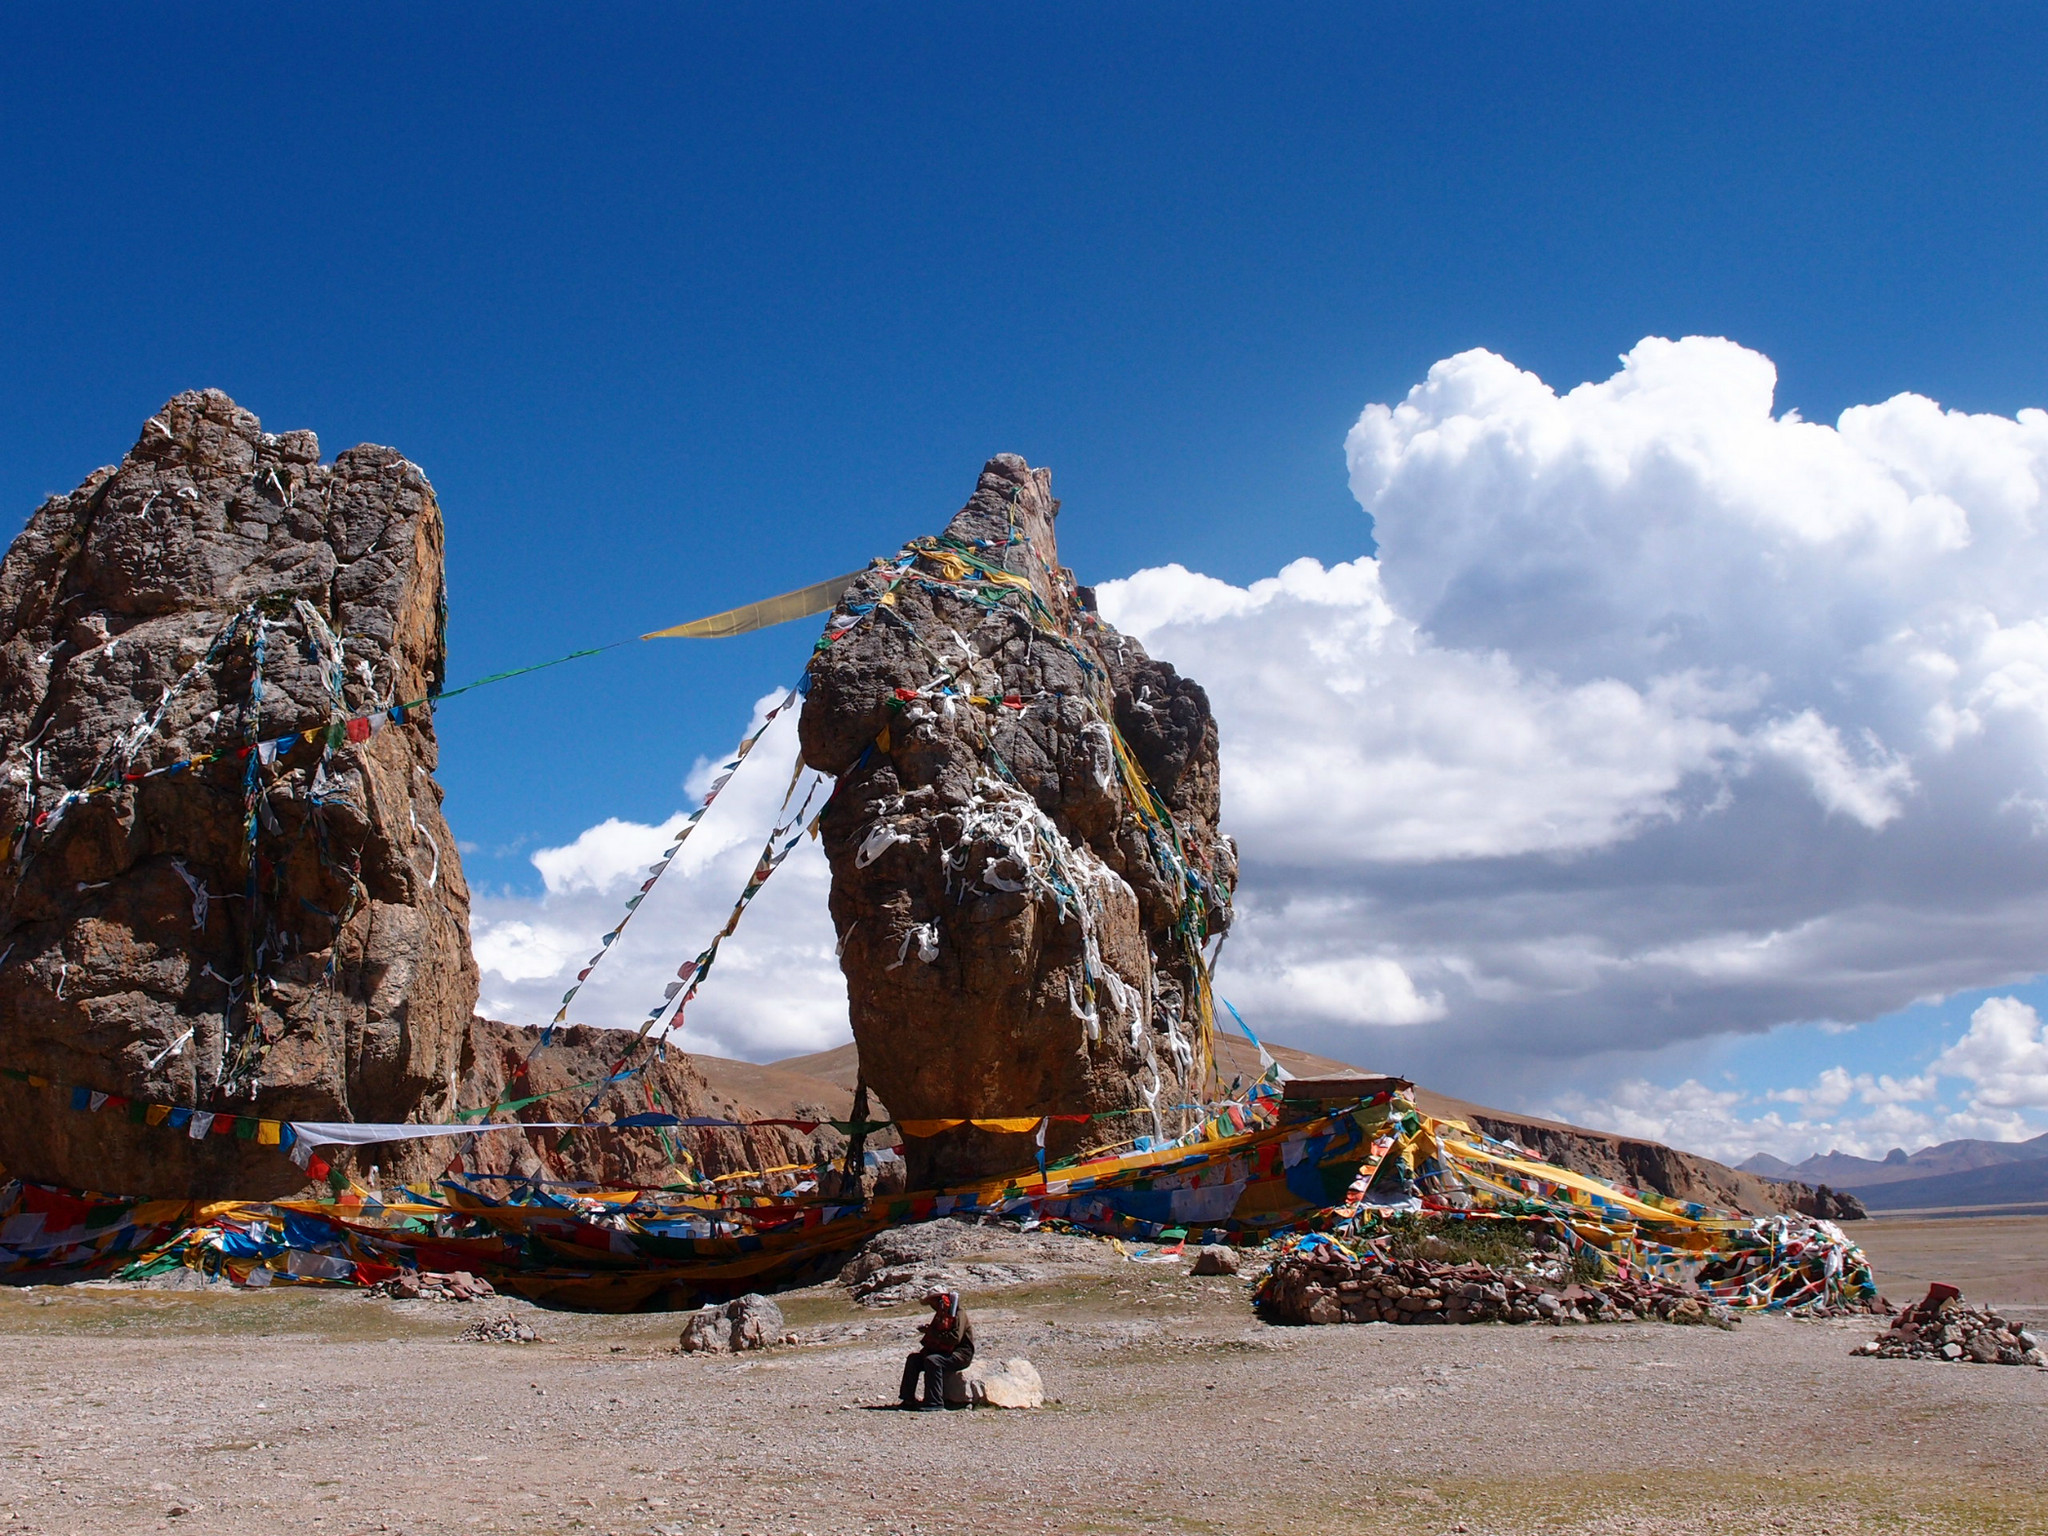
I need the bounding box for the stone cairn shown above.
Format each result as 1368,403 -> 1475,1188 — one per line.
373,1268 -> 497,1303
1260,1250 -> 1737,1328
1852,1283 -> 2044,1366
455,1314 -> 545,1345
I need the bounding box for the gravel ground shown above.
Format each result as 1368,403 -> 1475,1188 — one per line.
2,1243 -> 2043,1536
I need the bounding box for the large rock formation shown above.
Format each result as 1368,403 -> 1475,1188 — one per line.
800,455 -> 1235,1187
0,390 -> 476,1197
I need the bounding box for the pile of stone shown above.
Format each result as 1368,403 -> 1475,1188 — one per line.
1852,1283 -> 2043,1366
679,1293 -> 792,1353
455,1313 -> 544,1344
1261,1251 -> 1736,1328
374,1269 -> 497,1303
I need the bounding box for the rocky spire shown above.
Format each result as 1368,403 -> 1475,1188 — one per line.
800,455 -> 1236,1188
0,390 -> 477,1197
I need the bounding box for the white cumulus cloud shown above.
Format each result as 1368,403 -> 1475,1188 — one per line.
1934,996 -> 2048,1111
1551,1048 -> 2033,1166
469,691 -> 848,1063
1103,336 -> 2048,1113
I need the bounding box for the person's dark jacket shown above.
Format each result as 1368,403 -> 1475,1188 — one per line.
918,1303 -> 975,1362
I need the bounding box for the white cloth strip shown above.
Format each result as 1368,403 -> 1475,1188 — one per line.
287,1120 -> 585,1147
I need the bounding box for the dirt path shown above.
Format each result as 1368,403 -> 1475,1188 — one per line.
3,1264 -> 2043,1536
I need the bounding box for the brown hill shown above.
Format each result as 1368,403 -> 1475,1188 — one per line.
453,1021 -> 834,1191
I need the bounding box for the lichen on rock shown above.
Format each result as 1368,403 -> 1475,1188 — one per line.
0,390 -> 476,1197
800,454 -> 1236,1188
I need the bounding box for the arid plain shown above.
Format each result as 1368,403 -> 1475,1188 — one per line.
1,1214 -> 2041,1536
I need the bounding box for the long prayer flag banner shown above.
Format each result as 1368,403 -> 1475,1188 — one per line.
545,677 -> 811,1032
286,1120 -> 586,1147
1,1085 -> 1877,1324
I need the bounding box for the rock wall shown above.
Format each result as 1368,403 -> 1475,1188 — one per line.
799,455 -> 1235,1187
0,391 -> 476,1198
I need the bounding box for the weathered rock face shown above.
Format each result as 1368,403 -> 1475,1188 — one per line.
0,390 -> 476,1198
800,455 -> 1235,1188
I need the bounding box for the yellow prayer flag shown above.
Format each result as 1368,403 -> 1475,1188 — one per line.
643,570 -> 869,641
896,1119 -> 966,1138
1440,1136 -> 1701,1225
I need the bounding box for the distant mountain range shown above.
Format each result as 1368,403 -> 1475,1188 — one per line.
1740,1130 -> 2048,1211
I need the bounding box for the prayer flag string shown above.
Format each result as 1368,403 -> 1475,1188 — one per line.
6,567 -> 885,864
544,675 -> 811,1034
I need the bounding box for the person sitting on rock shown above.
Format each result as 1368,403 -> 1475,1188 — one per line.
898,1290 -> 974,1411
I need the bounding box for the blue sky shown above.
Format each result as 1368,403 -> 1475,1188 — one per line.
7,7 -> 2048,1159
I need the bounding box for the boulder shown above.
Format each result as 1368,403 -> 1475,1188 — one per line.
678,1309 -> 727,1353
728,1292 -> 786,1350
1190,1244 -> 1240,1276
944,1356 -> 1044,1409
0,391 -> 475,1197
834,1214 -> 1118,1305
800,456 -> 1235,1188
1791,1183 -> 1869,1222
679,1292 -> 786,1352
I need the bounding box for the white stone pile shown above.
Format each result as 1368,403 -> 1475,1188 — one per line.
456,1314 -> 544,1344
